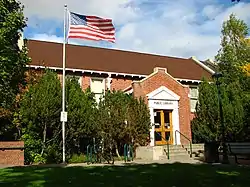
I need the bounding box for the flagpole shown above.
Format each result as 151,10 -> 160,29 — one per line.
61,4 -> 68,164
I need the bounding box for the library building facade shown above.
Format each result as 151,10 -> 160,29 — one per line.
26,40 -> 215,146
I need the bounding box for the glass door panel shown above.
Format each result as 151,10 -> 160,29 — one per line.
154,109 -> 173,145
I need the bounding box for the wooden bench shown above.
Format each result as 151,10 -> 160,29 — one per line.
227,142 -> 250,164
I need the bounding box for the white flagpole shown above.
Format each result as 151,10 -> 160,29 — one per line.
61,4 -> 68,163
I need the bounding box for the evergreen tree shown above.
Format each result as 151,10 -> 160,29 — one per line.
216,14 -> 250,141
127,97 -> 151,146
97,91 -> 151,157
20,70 -> 62,164
65,76 -> 98,157
192,79 -> 220,143
97,90 -> 130,157
192,14 -> 250,142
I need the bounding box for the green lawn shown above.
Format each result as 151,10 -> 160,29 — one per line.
0,163 -> 250,187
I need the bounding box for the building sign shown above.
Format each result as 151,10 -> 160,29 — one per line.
153,101 -> 173,106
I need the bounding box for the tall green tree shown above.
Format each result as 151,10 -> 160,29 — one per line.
97,91 -> 151,157
192,79 -> 219,143
216,14 -> 250,141
97,90 -> 130,157
192,14 -> 250,142
20,70 -> 62,164
192,79 -> 245,142
65,76 -> 98,158
216,14 -> 250,81
0,0 -> 29,113
0,0 -> 29,140
127,97 -> 151,146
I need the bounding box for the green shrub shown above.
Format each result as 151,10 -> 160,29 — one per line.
68,154 -> 87,163
32,153 -> 46,164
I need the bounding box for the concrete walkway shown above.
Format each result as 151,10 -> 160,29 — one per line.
66,158 -> 204,168
1,156 -> 249,169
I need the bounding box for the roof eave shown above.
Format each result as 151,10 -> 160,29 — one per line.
27,64 -> 203,84
190,56 -> 215,74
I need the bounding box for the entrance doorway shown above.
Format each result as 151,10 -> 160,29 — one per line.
154,109 -> 173,145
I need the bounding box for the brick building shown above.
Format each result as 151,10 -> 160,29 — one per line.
26,40 -> 214,146
0,141 -> 24,166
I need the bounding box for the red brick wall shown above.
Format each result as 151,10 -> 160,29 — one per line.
0,141 -> 24,166
190,112 -> 195,121
82,76 -> 91,90
181,86 -> 192,144
132,68 -> 192,144
110,78 -> 132,91
54,72 -> 133,92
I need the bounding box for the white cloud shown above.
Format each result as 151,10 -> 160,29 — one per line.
117,23 -> 136,40
30,34 -> 63,43
30,33 -> 113,49
114,1 -> 250,59
20,0 -> 139,25
202,5 -> 223,19
21,0 -> 250,60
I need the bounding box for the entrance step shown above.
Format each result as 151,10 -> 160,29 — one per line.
134,158 -> 204,164
162,144 -> 205,159
135,144 -> 205,161
182,144 -> 204,155
159,155 -> 190,160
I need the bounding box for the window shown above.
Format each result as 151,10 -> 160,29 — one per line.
90,78 -> 105,103
190,86 -> 198,112
154,111 -> 161,129
66,75 -> 82,87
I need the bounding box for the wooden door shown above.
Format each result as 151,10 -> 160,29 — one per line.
154,110 -> 173,145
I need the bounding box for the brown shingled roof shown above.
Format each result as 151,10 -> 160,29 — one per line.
27,40 -> 212,80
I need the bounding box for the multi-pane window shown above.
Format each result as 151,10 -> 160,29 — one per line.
190,86 -> 199,112
90,78 -> 105,103
66,75 -> 82,87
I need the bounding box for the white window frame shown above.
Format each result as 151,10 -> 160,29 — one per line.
189,86 -> 199,113
66,75 -> 82,87
90,77 -> 106,102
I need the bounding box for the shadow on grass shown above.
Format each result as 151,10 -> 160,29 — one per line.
0,162 -> 250,187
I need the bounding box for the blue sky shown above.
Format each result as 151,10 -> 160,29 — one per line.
21,0 -> 250,60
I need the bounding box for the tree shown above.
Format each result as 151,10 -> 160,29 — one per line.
216,14 -> 250,80
216,14 -> 250,141
0,0 -> 29,139
0,0 -> 29,113
20,70 -> 62,164
127,97 -> 151,147
97,91 -> 151,157
242,38 -> 250,75
192,79 -> 220,143
20,72 -> 101,164
192,14 -> 250,142
192,80 -> 246,143
65,76 -> 98,158
97,90 -> 130,158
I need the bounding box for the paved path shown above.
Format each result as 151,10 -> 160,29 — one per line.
1,156 -> 249,169
66,158 -> 204,168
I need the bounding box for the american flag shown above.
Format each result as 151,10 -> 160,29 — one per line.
68,12 -> 115,43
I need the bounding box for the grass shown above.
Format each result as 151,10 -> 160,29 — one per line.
0,163 -> 250,187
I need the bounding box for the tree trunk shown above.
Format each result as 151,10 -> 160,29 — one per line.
115,143 -> 121,159
41,123 -> 47,156
17,127 -> 21,139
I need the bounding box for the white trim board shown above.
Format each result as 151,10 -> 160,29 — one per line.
147,86 -> 180,101
27,65 -> 204,84
191,56 -> 215,74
